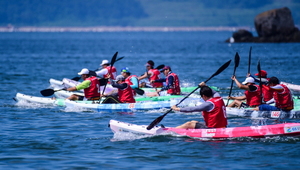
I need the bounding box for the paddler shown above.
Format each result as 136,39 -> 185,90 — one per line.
96,59 -> 117,80
227,76 -> 261,108
120,67 -> 139,96
171,82 -> 227,129
148,65 -> 181,96
249,70 -> 273,102
138,60 -> 163,88
254,76 -> 294,111
104,75 -> 136,103
66,68 -> 101,101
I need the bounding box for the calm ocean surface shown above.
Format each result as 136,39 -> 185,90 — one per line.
1,31 -> 300,169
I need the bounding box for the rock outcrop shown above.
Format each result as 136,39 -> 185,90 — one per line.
226,7 -> 300,43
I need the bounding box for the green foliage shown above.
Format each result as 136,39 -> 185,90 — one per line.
0,0 -> 299,27
0,0 -> 147,26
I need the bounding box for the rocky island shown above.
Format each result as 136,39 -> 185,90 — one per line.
226,7 -> 300,43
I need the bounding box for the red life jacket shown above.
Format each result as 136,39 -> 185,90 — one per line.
166,73 -> 181,95
262,84 -> 273,102
83,76 -> 100,99
125,75 -> 138,85
272,84 -> 294,110
244,84 -> 261,106
125,75 -> 139,96
202,97 -> 227,128
118,83 -> 136,103
148,69 -> 163,88
103,66 -> 117,80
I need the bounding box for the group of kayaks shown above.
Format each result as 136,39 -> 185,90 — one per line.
13,78 -> 300,140
14,78 -> 202,112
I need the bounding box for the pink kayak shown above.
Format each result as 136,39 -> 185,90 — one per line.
109,119 -> 300,139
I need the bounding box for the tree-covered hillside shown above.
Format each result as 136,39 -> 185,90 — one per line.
0,0 -> 299,27
0,0 -> 147,26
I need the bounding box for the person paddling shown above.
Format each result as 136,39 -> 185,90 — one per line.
138,60 -> 163,88
254,76 -> 294,111
96,59 -> 117,80
120,67 -> 139,96
148,66 -> 181,96
66,68 -> 100,101
108,75 -> 136,103
227,76 -> 261,108
250,70 -> 273,102
171,82 -> 227,129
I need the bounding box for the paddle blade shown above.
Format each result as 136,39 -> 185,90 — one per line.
133,88 -> 145,95
146,110 -> 171,130
116,56 -> 124,62
257,59 -> 263,104
71,77 -> 81,81
155,64 -> 165,70
101,52 -> 118,96
99,79 -> 108,86
257,59 -> 261,74
234,52 -> 240,68
204,60 -> 231,83
110,52 -> 118,66
40,89 -> 55,96
248,46 -> 252,73
232,52 -> 240,75
89,70 -> 97,77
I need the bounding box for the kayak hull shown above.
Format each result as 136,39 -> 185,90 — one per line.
226,107 -> 300,119
65,99 -> 178,112
109,120 -> 300,139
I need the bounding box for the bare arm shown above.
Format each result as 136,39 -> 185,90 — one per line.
232,76 -> 250,91
138,71 -> 153,80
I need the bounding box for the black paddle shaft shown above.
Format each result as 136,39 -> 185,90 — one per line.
226,52 -> 240,106
101,52 -> 118,96
248,46 -> 252,74
146,59 -> 232,130
257,60 -> 263,104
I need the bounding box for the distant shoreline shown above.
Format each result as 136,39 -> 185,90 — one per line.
0,26 -> 254,32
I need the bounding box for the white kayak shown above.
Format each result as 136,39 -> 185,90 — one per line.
49,78 -> 81,89
281,81 -> 300,92
109,119 -> 300,139
13,93 -> 63,105
49,78 -> 118,98
13,92 -> 98,106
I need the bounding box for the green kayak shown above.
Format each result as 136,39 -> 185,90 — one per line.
141,86 -> 219,94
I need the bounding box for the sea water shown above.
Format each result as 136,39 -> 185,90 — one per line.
1,31 -> 300,169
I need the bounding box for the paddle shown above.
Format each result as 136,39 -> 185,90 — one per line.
40,88 -> 64,96
248,46 -> 252,74
100,52 -> 118,102
133,88 -> 145,95
257,59 -> 263,104
226,52 -> 240,106
156,64 -> 165,70
146,59 -> 232,130
71,56 -> 125,81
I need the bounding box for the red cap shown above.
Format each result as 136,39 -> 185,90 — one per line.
255,70 -> 267,77
161,66 -> 171,71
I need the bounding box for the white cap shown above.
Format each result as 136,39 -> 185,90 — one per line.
242,77 -> 255,85
100,60 -> 110,66
78,68 -> 89,75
